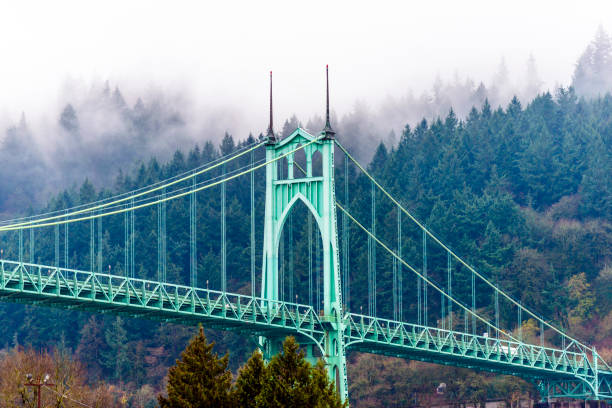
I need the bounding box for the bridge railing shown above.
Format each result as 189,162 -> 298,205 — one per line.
344,313 -> 595,379
334,140 -> 609,374
0,259 -> 326,342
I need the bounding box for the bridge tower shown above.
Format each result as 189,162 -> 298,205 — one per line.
260,68 -> 348,401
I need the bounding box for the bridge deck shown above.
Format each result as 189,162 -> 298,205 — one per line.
0,260 -> 610,400
0,260 -> 326,344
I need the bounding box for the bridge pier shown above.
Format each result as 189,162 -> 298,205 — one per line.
259,127 -> 348,403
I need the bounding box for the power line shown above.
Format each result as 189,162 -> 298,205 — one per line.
43,385 -> 94,408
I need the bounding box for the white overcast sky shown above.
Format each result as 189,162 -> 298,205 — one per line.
1,0 -> 611,133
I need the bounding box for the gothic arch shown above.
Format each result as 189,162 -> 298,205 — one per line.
273,193 -> 324,256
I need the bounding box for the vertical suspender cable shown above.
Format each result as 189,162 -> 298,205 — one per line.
447,251 -> 452,330
250,149 -> 256,298
158,195 -> 163,283
472,271 -> 476,334
29,227 -> 34,264
423,230 -> 427,326
308,213 -> 313,307
316,224 -> 321,310
342,193 -> 347,310
54,225 -> 59,267
495,284 -> 500,339
562,332 -> 565,350
124,206 -> 128,276
221,164 -> 226,292
279,164 -> 284,301
393,211 -> 398,321
417,250 -> 422,325
371,181 -> 376,316
162,188 -> 167,282
441,286 -> 445,330
440,251 -> 445,330
97,216 -> 102,273
280,221 -> 285,301
342,154 -> 350,311
398,208 -> 402,322
18,229 -> 23,263
130,198 -> 135,278
393,256 -> 397,321
190,175 -> 197,287
278,162 -> 283,301
64,210 -> 68,268
124,205 -> 129,277
289,213 -> 294,304
519,305 -> 526,342
90,217 -> 94,272
367,220 -> 370,316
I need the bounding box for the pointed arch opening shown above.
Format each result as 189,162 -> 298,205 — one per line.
276,198 -> 324,313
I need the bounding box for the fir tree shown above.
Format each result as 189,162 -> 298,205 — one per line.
257,337 -> 345,408
233,349 -> 265,408
573,25 -> 612,96
282,115 -> 301,138
103,316 -> 129,382
523,54 -> 543,101
59,103 -> 79,134
75,315 -> 104,381
158,326 -> 233,408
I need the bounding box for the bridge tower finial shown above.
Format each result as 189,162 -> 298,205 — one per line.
322,65 -> 336,140
266,71 -> 277,145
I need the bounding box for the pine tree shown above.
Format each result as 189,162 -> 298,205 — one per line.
59,104 -> 79,133
257,336 -> 345,408
158,326 -> 233,408
573,25 -> 612,96
524,55 -> 543,99
102,316 -> 129,382
76,315 -> 104,381
282,115 -> 301,138
310,360 -> 346,408
233,349 -> 265,408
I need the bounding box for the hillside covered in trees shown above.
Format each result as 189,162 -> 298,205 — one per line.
1,27 -> 612,407
0,84 -> 611,406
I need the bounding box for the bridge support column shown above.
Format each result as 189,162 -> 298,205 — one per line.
259,129 -> 348,403
537,380 -> 550,404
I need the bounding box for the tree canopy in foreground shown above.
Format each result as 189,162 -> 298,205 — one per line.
159,327 -> 345,408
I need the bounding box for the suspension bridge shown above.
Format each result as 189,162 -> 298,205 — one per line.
0,68 -> 610,405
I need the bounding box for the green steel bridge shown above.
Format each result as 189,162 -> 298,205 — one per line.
0,69 -> 610,404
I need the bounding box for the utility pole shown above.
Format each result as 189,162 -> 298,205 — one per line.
25,374 -> 55,408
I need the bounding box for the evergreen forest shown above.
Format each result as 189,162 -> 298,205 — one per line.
0,84 -> 611,406
1,26 -> 612,407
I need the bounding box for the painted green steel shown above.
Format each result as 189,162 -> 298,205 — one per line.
260,128 -> 348,401
343,313 -> 612,400
0,257 -> 609,400
0,259 -> 326,347
0,126 -> 610,403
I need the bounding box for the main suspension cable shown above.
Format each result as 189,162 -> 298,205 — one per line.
337,201 -> 519,343
0,142 -> 264,229
1,138 -> 322,231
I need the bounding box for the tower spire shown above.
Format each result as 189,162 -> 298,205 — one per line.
322,65 -> 335,139
266,71 -> 277,144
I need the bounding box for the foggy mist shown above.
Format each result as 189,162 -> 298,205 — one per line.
2,1 -> 612,214
0,51 -> 544,201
